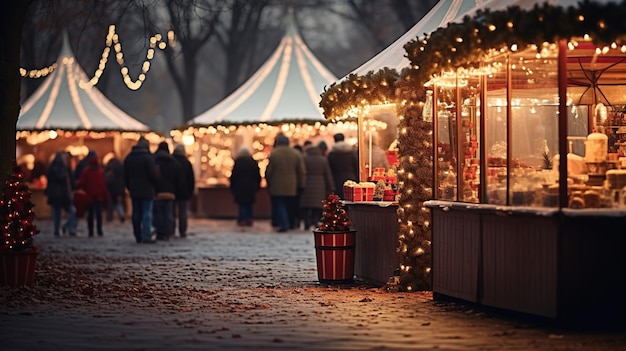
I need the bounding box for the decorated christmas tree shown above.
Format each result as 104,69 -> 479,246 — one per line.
316,193 -> 350,232
0,163 -> 39,252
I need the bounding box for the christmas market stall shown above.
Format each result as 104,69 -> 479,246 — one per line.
319,0 -> 481,285
397,0 -> 626,325
16,33 -> 161,218
170,13 -> 356,219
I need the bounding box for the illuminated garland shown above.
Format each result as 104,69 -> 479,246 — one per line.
403,1 -> 626,86
21,25 -> 174,91
395,71 -> 433,291
319,68 -> 399,120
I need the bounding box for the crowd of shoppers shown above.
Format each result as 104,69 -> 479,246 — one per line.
43,136 -> 197,244
42,131 -> 360,239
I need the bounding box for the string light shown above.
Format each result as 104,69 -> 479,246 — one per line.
80,25 -> 174,90
21,25 -> 174,91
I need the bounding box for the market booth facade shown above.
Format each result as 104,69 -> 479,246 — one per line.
16,33 -> 161,218
403,0 -> 626,324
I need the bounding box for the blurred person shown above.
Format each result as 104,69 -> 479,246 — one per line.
300,144 -> 335,230
104,157 -> 126,223
124,137 -> 158,244
172,145 -> 195,237
229,146 -> 261,227
265,134 -> 306,232
45,151 -> 77,237
290,144 -> 305,229
153,142 -> 180,241
74,150 -> 95,181
364,135 -> 389,170
317,140 -> 328,156
327,133 -> 359,199
77,156 -> 109,237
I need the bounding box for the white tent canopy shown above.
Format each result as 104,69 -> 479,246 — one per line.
347,0 -> 484,77
17,33 -> 149,131
189,13 -> 338,125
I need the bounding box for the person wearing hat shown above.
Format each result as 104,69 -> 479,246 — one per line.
265,134 -> 306,232
124,136 -> 158,243
153,141 -> 181,241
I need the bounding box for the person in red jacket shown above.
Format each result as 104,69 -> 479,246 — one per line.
77,156 -> 110,237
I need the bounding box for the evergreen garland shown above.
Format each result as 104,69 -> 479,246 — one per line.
394,71 -> 433,291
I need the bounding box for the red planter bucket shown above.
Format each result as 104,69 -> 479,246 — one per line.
0,250 -> 38,287
313,230 -> 356,283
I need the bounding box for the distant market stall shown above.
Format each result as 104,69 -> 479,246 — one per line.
171,13 -> 356,219
16,33 -> 161,217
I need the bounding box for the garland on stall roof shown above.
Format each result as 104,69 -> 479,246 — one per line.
319,68 -> 399,120
320,1 -> 626,123
403,0 -> 626,86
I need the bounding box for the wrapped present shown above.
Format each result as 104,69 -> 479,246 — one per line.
361,182 -> 376,201
383,189 -> 395,201
342,181 -> 362,202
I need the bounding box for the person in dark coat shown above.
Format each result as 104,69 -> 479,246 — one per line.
104,157 -> 126,223
299,144 -> 335,230
124,137 -> 158,243
172,145 -> 195,237
153,142 -> 180,241
327,133 -> 359,199
229,146 -> 261,227
74,150 -> 96,181
45,151 -> 77,237
77,156 -> 109,237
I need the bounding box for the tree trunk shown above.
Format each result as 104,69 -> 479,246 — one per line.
1,1 -> 33,194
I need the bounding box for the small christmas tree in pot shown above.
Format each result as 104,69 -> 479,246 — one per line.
0,163 -> 39,287
313,193 -> 356,283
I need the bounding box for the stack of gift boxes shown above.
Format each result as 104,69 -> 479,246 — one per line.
343,181 -> 375,202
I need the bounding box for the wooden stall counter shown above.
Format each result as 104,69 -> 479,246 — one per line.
425,200 -> 626,327
344,201 -> 400,286
195,185 -> 271,219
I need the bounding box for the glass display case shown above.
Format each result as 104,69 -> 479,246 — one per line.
431,43 -> 626,209
357,104 -> 399,186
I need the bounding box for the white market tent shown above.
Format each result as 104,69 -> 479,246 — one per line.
189,15 -> 337,125
17,34 -> 149,132
178,13 -> 355,187
16,32 -> 161,182
348,0 -> 484,77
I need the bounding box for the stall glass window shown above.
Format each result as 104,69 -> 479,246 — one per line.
358,104 -> 399,183
435,84 -> 458,200
484,55 -> 510,205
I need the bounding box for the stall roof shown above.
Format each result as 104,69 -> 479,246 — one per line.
17,33 -> 149,132
189,13 -> 337,125
347,0 -> 483,77
463,0 -> 626,105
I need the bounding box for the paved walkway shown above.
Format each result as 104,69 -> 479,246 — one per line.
1,218 -> 625,350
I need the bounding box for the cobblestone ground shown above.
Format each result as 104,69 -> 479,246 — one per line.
1,218 -> 625,350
